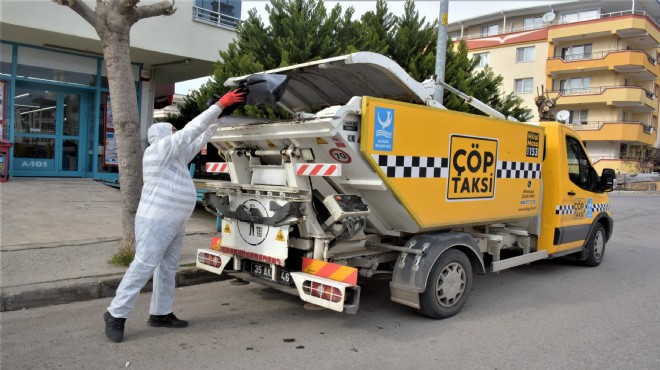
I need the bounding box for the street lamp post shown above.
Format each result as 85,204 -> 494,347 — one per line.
433,0 -> 449,104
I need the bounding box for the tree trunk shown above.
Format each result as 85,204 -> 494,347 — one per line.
101,33 -> 143,253
53,0 -> 176,255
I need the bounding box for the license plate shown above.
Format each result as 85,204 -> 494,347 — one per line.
247,261 -> 292,286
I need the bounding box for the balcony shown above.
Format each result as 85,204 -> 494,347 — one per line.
547,50 -> 659,80
453,10 -> 660,46
550,86 -> 657,112
192,5 -> 241,30
564,120 -> 657,145
548,11 -> 660,49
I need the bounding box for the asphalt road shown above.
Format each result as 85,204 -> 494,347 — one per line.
1,193 -> 659,370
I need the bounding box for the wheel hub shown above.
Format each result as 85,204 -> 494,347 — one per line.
594,230 -> 604,260
436,262 -> 466,308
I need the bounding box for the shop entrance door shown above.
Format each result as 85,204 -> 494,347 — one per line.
13,85 -> 89,177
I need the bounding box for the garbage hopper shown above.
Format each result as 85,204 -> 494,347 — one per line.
0,140 -> 12,183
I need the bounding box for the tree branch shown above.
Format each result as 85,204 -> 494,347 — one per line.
135,0 -> 176,20
53,0 -> 99,26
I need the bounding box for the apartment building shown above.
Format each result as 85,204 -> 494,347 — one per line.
0,0 -> 239,180
448,0 -> 660,174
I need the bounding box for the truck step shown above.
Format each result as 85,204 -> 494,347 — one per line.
491,250 -> 548,272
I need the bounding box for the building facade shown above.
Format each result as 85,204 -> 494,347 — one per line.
449,0 -> 660,174
0,0 -> 239,180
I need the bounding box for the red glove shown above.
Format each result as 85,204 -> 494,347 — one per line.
219,89 -> 246,108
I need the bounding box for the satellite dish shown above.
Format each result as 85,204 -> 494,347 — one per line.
542,11 -> 556,22
556,110 -> 570,123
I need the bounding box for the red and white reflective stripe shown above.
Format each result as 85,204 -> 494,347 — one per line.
296,163 -> 341,177
205,162 -> 229,173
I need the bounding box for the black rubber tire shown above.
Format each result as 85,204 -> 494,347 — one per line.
418,249 -> 473,319
583,223 -> 606,267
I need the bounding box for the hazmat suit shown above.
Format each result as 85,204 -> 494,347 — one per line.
107,92 -> 244,323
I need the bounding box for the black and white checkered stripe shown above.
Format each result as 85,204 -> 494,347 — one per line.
556,205 -> 574,215
592,203 -> 610,212
372,154 -> 449,178
497,161 -> 542,179
372,155 -> 543,179
556,203 -> 610,215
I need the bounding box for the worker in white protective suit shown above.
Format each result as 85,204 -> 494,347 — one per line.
103,89 -> 246,343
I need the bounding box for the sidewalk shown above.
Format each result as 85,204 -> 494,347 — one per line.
0,178 -> 225,312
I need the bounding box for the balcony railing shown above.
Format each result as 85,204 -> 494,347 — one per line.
551,49 -> 657,64
562,120 -> 655,134
192,5 -> 241,30
453,9 -> 660,41
553,85 -> 655,98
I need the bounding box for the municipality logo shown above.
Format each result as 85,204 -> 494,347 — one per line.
373,107 -> 394,151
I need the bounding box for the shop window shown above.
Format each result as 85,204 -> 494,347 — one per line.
16,46 -> 98,86
0,43 -> 12,76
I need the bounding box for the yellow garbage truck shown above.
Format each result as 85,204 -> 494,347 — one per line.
195,52 -> 614,318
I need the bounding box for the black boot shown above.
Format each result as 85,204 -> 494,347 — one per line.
103,311 -> 126,343
147,312 -> 189,328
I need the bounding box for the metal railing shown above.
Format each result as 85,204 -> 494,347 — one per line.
192,5 -> 241,30
562,120 -> 655,134
550,49 -> 657,64
454,9 -> 660,41
551,85 -> 655,98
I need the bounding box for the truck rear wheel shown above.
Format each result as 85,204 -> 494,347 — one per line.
418,249 -> 473,319
583,223 -> 606,267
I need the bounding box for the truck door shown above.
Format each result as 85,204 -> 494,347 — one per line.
556,131 -> 600,253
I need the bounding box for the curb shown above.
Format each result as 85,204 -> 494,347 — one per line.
0,267 -> 230,312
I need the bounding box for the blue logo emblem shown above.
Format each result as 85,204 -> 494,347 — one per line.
373,107 -> 394,151
586,198 -> 593,218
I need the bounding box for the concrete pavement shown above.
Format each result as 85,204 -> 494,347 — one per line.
0,178 -> 225,312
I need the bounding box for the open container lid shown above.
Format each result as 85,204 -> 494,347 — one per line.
225,52 -> 432,113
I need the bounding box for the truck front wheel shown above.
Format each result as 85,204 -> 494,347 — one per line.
418,249 -> 473,319
583,223 -> 606,267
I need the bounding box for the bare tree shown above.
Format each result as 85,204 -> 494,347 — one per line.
53,0 -> 176,258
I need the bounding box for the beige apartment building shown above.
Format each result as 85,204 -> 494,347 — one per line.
449,0 -> 660,173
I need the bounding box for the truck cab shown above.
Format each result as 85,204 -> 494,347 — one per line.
539,122 -> 614,264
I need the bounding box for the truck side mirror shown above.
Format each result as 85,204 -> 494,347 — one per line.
599,168 -> 615,192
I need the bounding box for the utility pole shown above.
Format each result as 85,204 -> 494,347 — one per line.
433,0 -> 449,104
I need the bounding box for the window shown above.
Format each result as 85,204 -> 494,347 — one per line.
569,109 -> 589,124
619,143 -> 628,159
524,16 -> 543,30
473,52 -> 489,67
516,46 -> 535,63
515,78 -> 534,93
566,136 -> 598,191
560,9 -> 599,24
560,44 -> 592,61
481,24 -> 499,37
559,77 -> 591,95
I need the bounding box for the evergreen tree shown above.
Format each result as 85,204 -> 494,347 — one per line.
355,0 -> 395,55
389,0 -> 436,81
